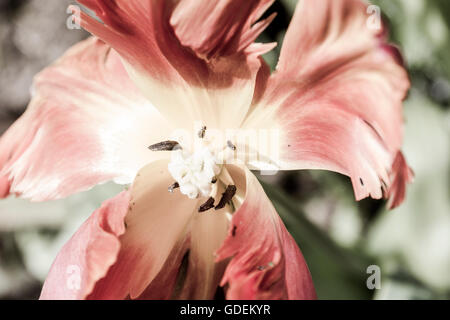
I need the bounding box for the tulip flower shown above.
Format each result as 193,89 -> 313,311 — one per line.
0,0 -> 412,299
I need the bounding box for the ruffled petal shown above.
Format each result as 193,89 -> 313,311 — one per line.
40,162 -> 314,300
75,0 -> 274,131
243,0 -> 412,204
0,37 -> 171,201
170,0 -> 276,60
87,160 -> 198,299
216,165 -> 316,300
40,190 -> 131,300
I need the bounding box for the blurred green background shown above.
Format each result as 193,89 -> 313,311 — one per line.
0,0 -> 449,299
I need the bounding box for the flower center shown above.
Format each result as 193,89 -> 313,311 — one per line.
148,126 -> 237,212
168,143 -> 221,199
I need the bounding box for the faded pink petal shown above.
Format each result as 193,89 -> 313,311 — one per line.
40,159 -> 234,300
39,161 -> 199,300
91,166 -> 232,299
0,175 -> 10,198
388,151 -> 414,209
43,162 -> 314,300
176,209 -> 230,299
40,160 -> 315,300
216,165 -> 316,300
136,237 -> 190,300
170,0 -> 276,60
87,160 -> 198,299
140,209 -> 230,300
0,37 -> 171,201
244,0 -> 411,204
40,190 -> 130,300
75,0 -> 273,130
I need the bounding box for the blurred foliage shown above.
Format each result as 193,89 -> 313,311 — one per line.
0,0 -> 449,299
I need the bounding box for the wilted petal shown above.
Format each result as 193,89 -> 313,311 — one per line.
216,165 -> 316,300
40,190 -> 131,300
244,0 -> 412,204
76,0 -> 273,131
0,37 -> 171,201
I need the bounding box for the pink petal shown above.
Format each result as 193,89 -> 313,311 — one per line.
245,0 -> 412,205
177,207 -> 230,299
87,160 -> 198,299
40,190 -> 130,300
40,162 -> 314,300
170,0 -> 276,60
388,151 -> 414,209
41,160 -> 233,300
139,208 -> 230,300
0,37 -> 171,201
75,1 -> 274,130
136,237 -> 190,300
216,165 -> 316,300
0,175 -> 10,198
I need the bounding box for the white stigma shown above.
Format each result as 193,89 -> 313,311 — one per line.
168,144 -> 221,199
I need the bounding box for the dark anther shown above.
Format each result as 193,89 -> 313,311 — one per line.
199,197 -> 215,212
359,178 -> 364,186
211,177 -> 217,184
227,140 -> 236,151
232,225 -> 237,237
148,140 -> 181,151
168,182 -> 180,193
198,126 -> 207,139
215,185 -> 237,210
257,266 -> 266,271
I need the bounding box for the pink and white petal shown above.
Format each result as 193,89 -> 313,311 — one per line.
177,207 -> 230,300
137,203 -> 230,300
170,0 -> 276,60
0,37 -> 171,201
216,165 -> 316,300
243,0 -> 411,204
40,190 -> 131,300
87,160 -> 198,299
75,1 -> 273,131
74,0 -> 195,87
136,237 -> 190,300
